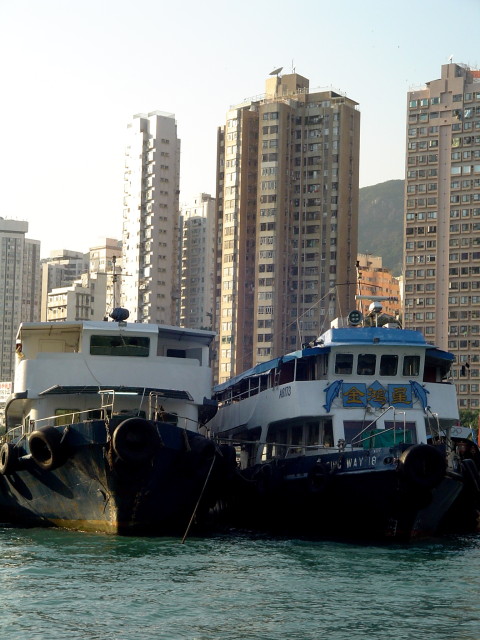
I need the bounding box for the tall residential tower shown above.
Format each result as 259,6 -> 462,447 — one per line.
404,62 -> 480,409
121,111 -> 180,325
0,218 -> 41,383
180,193 -> 215,330
214,72 -> 360,383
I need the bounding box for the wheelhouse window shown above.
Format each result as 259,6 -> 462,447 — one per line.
403,355 -> 420,376
357,354 -> 376,375
335,353 -> 353,374
90,335 -> 150,357
380,355 -> 398,376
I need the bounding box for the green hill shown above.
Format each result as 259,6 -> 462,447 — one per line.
358,179 -> 404,276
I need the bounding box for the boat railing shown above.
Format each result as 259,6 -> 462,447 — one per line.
2,391 -> 119,445
215,438 -> 340,461
284,443 -> 335,457
2,404 -> 111,448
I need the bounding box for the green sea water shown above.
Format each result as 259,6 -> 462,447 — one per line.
1,527 -> 479,640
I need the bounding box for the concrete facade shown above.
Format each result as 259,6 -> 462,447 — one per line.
0,219 -> 41,382
46,272 -> 108,322
404,62 -> 480,409
40,250 -> 89,321
180,193 -> 215,330
356,254 -> 401,319
121,111 -> 181,325
214,73 -> 360,383
89,238 -> 122,316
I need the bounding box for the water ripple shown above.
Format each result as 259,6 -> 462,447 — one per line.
1,528 -> 480,639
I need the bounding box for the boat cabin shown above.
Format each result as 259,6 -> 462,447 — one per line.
5,319 -> 216,435
211,325 -> 458,467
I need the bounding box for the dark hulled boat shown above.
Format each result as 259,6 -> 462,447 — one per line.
0,311 -> 234,535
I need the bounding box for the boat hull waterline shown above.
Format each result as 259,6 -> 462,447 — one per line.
0,419 -> 232,535
223,444 -> 463,541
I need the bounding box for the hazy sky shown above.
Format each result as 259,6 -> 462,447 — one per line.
1,0 -> 479,257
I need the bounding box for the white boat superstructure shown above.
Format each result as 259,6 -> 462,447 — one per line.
207,322 -> 476,541
7,319 -> 215,432
209,325 -> 458,466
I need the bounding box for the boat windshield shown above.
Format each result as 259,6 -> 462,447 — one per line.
90,336 -> 150,357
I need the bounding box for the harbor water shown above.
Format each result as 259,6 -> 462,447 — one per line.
1,527 -> 480,640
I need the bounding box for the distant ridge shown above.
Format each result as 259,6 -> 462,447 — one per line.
358,179 -> 404,276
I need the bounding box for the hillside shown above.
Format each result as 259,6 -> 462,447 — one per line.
358,179 -> 404,276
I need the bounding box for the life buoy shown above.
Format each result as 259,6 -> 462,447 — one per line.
112,418 -> 161,465
29,426 -> 67,471
0,442 -> 17,475
398,444 -> 446,490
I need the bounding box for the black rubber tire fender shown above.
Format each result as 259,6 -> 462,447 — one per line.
398,444 -> 446,490
112,418 -> 161,465
0,442 -> 17,475
29,426 -> 67,471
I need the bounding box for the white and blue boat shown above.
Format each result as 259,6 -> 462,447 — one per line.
208,307 -> 480,541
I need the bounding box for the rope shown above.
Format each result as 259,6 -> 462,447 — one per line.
181,454 -> 216,544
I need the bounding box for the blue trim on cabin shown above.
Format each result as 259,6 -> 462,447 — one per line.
323,327 -> 427,347
214,326 -> 454,394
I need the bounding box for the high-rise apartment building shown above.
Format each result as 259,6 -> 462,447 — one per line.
214,72 -> 360,383
121,111 -> 180,325
180,193 -> 215,330
0,218 -> 41,383
404,62 -> 480,409
40,249 -> 89,321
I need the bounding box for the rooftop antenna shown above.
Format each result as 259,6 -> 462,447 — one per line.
269,67 -> 283,76
448,54 -> 454,63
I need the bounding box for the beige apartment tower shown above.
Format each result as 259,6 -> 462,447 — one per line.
404,62 -> 480,410
180,194 -> 215,330
215,72 -> 360,383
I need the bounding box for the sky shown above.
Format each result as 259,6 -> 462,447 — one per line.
1,0 -> 479,257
